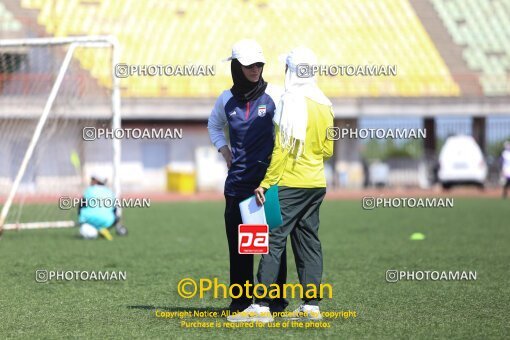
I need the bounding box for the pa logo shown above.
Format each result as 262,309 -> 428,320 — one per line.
257,105 -> 267,117
238,224 -> 268,254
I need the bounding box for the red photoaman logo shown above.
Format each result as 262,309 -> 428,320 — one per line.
238,224 -> 268,254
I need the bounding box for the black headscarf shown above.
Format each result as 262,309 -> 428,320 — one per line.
230,59 -> 267,102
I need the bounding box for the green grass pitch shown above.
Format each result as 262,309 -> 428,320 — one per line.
0,199 -> 508,339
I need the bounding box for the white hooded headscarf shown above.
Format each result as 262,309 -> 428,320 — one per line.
273,47 -> 332,157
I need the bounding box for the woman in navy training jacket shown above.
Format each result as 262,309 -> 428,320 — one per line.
207,39 -> 287,313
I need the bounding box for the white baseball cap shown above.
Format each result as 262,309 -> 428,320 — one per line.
224,39 -> 265,66
91,173 -> 107,184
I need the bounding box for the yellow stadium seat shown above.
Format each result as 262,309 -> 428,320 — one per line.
21,0 -> 460,98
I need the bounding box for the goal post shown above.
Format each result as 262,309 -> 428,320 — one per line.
0,36 -> 122,234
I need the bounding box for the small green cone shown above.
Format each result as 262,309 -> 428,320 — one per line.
410,232 -> 425,240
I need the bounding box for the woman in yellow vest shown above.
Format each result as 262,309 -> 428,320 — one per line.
228,47 -> 334,323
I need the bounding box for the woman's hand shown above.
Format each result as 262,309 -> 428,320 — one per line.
254,186 -> 267,206
219,145 -> 232,169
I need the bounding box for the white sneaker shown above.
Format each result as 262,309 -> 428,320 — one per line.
226,304 -> 274,323
285,304 -> 322,320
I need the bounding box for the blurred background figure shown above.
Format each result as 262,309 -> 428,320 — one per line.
501,141 -> 510,198
78,174 -> 127,240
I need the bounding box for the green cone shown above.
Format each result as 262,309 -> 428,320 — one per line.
410,232 -> 426,240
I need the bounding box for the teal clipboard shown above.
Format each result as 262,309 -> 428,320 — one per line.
264,185 -> 283,230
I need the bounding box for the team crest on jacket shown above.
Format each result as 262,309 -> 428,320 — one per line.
257,105 -> 267,117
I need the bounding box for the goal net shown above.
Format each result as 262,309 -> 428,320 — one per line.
0,36 -> 121,233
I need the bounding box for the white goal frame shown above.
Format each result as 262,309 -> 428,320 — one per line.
0,36 -> 122,233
